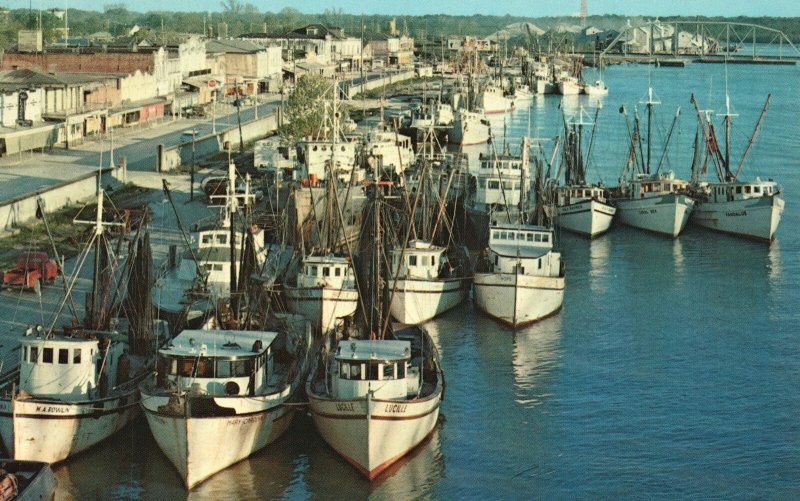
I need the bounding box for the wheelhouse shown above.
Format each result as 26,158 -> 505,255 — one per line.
390,240 -> 446,280
556,185 -> 609,206
628,172 -> 689,199
157,329 -> 278,397
704,179 -> 781,203
18,329 -> 125,402
486,225 -> 562,277
297,255 -> 356,289
332,339 -> 418,400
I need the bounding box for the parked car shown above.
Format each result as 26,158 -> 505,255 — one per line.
2,252 -> 60,290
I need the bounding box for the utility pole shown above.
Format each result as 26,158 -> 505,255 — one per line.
108,126 -> 114,169
211,90 -> 217,134
190,129 -> 197,201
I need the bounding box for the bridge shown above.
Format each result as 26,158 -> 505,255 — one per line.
599,20 -> 800,63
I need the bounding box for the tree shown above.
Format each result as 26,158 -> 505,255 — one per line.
280,74 -> 350,142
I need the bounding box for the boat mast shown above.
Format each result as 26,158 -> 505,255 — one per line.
226,161 -> 239,317
733,94 -> 771,181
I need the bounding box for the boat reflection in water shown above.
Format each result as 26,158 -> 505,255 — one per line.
512,316 -> 563,409
588,235 -> 612,294
767,239 -> 783,289
52,418 -> 299,499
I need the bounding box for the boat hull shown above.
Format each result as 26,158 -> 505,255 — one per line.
558,80 -> 582,96
307,393 -> 441,479
284,286 -> 358,334
449,119 -> 490,146
389,277 -> 470,324
141,400 -> 294,489
691,195 -> 784,241
0,391 -> 141,463
473,272 -> 565,328
550,199 -> 616,238
614,193 -> 695,237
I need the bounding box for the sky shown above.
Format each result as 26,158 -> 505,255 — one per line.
11,0 -> 800,17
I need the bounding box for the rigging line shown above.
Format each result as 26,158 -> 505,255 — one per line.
46,231 -> 98,337
37,197 -> 79,321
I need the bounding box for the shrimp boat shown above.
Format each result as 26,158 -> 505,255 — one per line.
466,138 -> 533,247
473,224 -> 565,328
284,254 -> 359,334
307,161 -> 444,481
480,83 -> 514,114
612,88 -> 695,237
449,109 -> 491,146
474,142 -> 566,328
388,241 -> 470,325
547,105 -> 616,237
0,190 -> 165,463
139,319 -> 313,489
688,94 -> 784,241
153,162 -> 266,328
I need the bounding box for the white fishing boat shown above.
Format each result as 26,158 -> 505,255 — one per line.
557,74 -> 582,96
0,191 -> 166,464
612,88 -> 694,237
532,60 -> 556,95
688,94 -> 785,241
140,320 -> 312,489
448,109 -> 491,146
512,83 -> 535,101
284,254 -> 359,334
584,80 -> 609,96
154,163 -> 266,327
691,179 -> 784,241
466,139 -> 532,245
547,105 -> 616,237
480,84 -> 514,114
364,129 -> 415,175
614,172 -> 695,237
473,224 -> 565,328
551,185 -> 616,237
388,241 -> 471,325
306,328 -> 443,480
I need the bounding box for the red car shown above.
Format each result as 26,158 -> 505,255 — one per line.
2,252 -> 60,290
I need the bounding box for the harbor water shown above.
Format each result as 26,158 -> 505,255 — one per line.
54,62 -> 799,499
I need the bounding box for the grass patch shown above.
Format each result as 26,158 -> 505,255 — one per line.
0,184 -> 153,270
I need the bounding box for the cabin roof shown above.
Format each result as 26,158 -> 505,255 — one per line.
161,329 -> 277,357
395,240 -> 444,254
335,339 -> 411,361
19,335 -> 98,347
303,255 -> 351,265
488,243 -> 551,259
491,223 -> 551,232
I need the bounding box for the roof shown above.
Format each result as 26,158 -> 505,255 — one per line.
243,24 -> 349,41
206,39 -> 266,54
0,69 -> 121,91
162,329 -> 278,358
335,339 -> 411,362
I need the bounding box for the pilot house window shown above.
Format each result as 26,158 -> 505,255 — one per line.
58,349 -> 68,364
43,348 -> 53,364
73,349 -> 82,364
